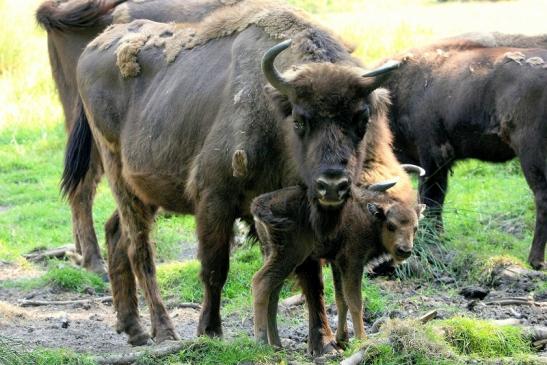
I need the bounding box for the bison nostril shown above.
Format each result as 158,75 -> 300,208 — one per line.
337,179 -> 350,192
396,247 -> 412,258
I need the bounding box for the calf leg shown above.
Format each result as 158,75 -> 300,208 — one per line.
267,282 -> 283,347
196,191 -> 237,337
518,150 -> 547,269
105,210 -> 149,346
295,258 -> 337,357
331,263 -> 348,346
252,252 -> 300,345
340,263 -> 365,339
70,147 -> 106,277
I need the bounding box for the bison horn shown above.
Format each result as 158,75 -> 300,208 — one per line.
401,164 -> 426,177
362,60 -> 401,78
368,176 -> 400,192
262,39 -> 293,95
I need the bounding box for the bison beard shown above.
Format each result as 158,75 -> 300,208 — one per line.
66,0 -> 399,349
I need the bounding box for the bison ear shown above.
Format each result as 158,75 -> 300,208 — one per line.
417,204 -> 426,220
367,203 -> 386,221
264,85 -> 292,119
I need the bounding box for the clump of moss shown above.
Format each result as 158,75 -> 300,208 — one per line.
42,263 -> 107,293
440,317 -> 531,358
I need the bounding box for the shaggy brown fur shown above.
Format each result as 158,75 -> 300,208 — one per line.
250,183 -> 423,353
90,0 -> 353,77
68,0 -> 400,351
36,0 -> 234,277
383,39 -> 547,269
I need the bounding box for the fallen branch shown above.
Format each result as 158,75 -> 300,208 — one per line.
532,339 -> 547,350
18,296 -> 113,307
281,294 -> 305,308
23,245 -> 76,263
484,297 -> 546,307
419,310 -> 437,324
94,340 -> 189,365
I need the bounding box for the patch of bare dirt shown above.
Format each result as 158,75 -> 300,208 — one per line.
0,260 -> 545,360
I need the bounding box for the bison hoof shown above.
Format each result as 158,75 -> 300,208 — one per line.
128,332 -> 152,346
529,260 -> 545,271
197,324 -> 222,338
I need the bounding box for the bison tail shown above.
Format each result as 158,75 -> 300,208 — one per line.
36,0 -> 128,31
61,100 -> 92,199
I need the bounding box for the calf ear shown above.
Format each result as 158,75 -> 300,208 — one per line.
264,85 -> 292,119
367,203 -> 386,221
417,204 -> 426,220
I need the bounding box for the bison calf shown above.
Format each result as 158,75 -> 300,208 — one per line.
250,183 -> 424,355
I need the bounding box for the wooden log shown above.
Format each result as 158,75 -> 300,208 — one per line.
94,340 -> 189,365
18,296 -> 113,307
23,245 -> 76,262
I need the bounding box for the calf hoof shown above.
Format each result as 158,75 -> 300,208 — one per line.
154,327 -> 180,343
197,323 -> 222,338
309,336 -> 341,357
335,333 -> 349,349
128,332 -> 152,346
232,149 -> 248,177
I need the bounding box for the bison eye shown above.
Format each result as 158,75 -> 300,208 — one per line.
387,223 -> 396,232
353,105 -> 370,124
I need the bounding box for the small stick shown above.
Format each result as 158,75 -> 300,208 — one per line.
18,296 -> 113,307
484,298 -> 546,307
170,303 -> 201,310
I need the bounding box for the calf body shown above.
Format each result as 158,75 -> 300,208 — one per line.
251,185 -> 420,353
386,41 -> 547,268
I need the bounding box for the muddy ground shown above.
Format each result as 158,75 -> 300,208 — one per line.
0,256 -> 545,363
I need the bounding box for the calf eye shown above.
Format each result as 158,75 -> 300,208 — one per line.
387,223 -> 396,232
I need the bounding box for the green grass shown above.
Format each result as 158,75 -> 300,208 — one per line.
1,0 -> 545,363
140,336 -> 289,365
0,261 -> 107,294
441,317 -> 531,358
341,318 -> 539,365
0,336 -> 95,365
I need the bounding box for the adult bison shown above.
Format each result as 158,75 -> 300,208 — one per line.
36,0 -> 235,277
64,1 -> 399,350
384,38 -> 547,269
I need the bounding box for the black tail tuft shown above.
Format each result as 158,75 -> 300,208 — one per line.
61,101 -> 92,199
36,0 -> 128,31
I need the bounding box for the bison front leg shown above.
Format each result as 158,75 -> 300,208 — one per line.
196,191 -> 237,337
295,258 -> 338,357
340,263 -> 365,340
331,263 -> 349,347
70,145 -> 107,278
519,150 -> 547,269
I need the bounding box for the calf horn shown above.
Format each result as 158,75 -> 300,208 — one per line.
368,176 -> 400,192
262,39 -> 293,95
401,164 -> 426,176
362,59 -> 401,78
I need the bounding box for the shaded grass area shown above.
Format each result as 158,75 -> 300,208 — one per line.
342,318 -> 539,365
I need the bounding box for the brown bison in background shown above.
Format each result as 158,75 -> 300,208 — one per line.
36,0 -> 236,277
385,36 -> 547,269
64,0 -> 400,352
